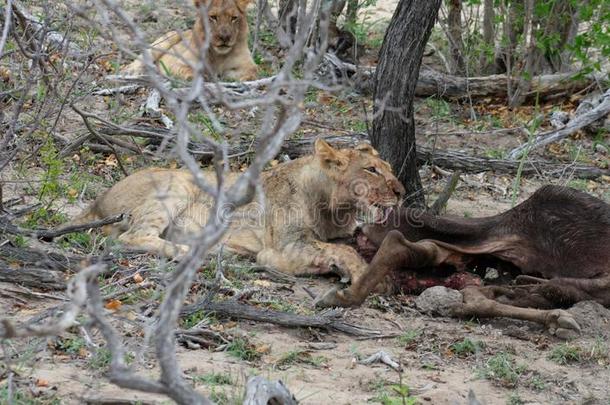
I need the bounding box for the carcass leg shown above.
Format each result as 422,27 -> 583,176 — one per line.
315,230 -> 449,307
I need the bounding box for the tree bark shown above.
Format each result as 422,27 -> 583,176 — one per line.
480,0 -> 495,74
495,0 -> 523,74
371,0 -> 442,207
447,0 -> 466,75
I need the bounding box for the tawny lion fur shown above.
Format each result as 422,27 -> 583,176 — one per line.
70,140 -> 405,281
123,0 -> 257,81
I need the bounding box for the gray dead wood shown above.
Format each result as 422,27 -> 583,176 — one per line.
0,266 -> 65,290
243,376 -> 297,405
101,75 -> 275,102
10,0 -> 84,58
508,89 -> 610,159
359,350 -> 401,371
0,245 -> 74,271
82,397 -> 157,405
181,300 -> 382,337
0,213 -> 124,240
319,53 -> 601,100
96,125 -> 607,179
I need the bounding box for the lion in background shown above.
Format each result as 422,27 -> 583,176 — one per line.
69,140 -> 404,284
123,0 -> 258,81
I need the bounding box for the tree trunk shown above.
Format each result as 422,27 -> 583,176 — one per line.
277,0 -> 298,47
480,0 -> 495,74
543,0 -> 578,72
345,0 -> 359,26
447,0 -> 466,75
371,0 -> 442,207
495,0 -> 523,74
509,0 -> 538,107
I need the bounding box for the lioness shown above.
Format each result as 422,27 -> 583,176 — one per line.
123,0 -> 258,81
70,139 -> 404,281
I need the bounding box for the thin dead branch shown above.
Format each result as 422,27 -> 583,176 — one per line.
508,89 -> 610,159
359,350 -> 402,371
0,213 -> 124,240
181,300 -> 382,337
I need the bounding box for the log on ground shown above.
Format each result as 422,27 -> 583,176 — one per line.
96,125 -> 607,179
319,54 -> 602,100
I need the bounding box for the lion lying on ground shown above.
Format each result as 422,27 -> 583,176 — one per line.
70,139 -> 404,282
123,0 -> 258,81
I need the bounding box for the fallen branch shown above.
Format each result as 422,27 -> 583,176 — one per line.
91,126 -> 610,179
0,213 -> 125,241
95,126 -> 607,179
416,145 -> 609,179
508,89 -> 610,159
0,264 -> 103,338
181,299 -> 382,337
11,0 -> 85,58
243,376 -> 297,405
0,266 -> 66,290
319,53 -> 603,100
100,75 -> 276,103
91,84 -> 142,96
359,350 -> 402,371
82,398 -> 156,405
143,89 -> 173,129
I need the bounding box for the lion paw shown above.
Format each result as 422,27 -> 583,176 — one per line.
545,309 -> 581,339
313,286 -> 342,308
311,256 -> 351,283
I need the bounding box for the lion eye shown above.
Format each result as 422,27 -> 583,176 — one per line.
209,15 -> 218,22
231,16 -> 238,22
365,167 -> 378,175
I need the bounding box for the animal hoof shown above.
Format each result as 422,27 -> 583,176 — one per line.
313,287 -> 342,308
546,309 -> 581,338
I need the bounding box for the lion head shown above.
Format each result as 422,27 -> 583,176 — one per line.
314,139 -> 405,223
194,0 -> 251,55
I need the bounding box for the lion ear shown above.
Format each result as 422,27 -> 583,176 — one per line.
315,138 -> 348,168
236,0 -> 253,11
355,142 -> 379,156
193,0 -> 210,8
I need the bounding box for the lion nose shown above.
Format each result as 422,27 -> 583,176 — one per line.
390,179 -> 405,200
218,31 -> 232,44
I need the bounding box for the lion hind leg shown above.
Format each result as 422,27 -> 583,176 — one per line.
122,30 -> 184,75
118,230 -> 189,258
117,202 -> 189,258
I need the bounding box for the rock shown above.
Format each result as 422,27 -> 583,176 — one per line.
415,286 -> 463,317
595,143 -> 607,155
